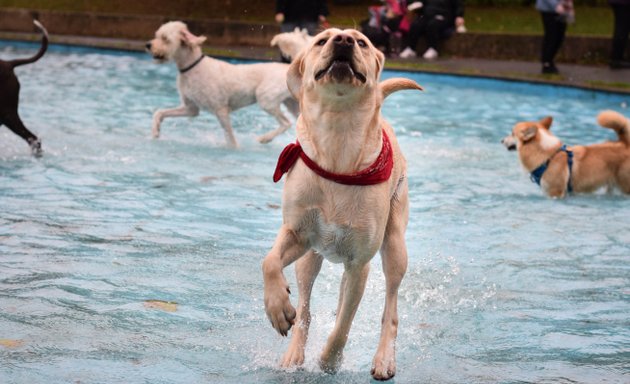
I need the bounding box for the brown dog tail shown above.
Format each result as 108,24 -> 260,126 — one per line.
597,110 -> 630,146
10,20 -> 49,68
380,78 -> 423,100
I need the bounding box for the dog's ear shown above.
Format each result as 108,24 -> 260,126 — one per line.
540,116 -> 553,130
270,34 -> 280,47
380,78 -> 423,100
287,52 -> 305,99
181,29 -> 207,47
374,49 -> 385,80
518,125 -> 538,142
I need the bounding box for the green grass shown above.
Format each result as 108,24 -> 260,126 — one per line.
587,80 -> 630,90
465,6 -> 613,36
0,1 -> 613,37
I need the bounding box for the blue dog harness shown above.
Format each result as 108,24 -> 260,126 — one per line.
530,145 -> 574,193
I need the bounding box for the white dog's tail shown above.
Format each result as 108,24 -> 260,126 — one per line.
597,110 -> 630,146
380,78 -> 423,100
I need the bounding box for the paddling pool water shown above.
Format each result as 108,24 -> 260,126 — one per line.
1,41 -> 629,384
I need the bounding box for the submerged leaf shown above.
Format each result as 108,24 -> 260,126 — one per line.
0,339 -> 24,348
144,300 -> 178,312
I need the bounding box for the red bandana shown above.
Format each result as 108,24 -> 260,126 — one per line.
273,130 -> 394,185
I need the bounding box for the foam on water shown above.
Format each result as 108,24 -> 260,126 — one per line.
1,41 -> 629,383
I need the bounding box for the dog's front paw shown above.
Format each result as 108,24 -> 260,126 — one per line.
151,124 -> 161,139
371,351 -> 396,381
152,114 -> 162,138
280,342 -> 305,368
264,278 -> 296,336
256,133 -> 274,144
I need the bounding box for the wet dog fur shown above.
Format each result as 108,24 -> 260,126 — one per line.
262,28 -> 422,380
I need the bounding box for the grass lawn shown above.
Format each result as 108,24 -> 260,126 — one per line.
0,1 -> 613,37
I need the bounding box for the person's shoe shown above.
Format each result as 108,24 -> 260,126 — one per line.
609,60 -> 630,69
541,62 -> 559,74
399,47 -> 417,59
422,47 -> 439,60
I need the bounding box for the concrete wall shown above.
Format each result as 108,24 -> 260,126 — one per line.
0,8 -> 613,64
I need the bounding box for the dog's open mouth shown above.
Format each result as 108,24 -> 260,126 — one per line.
314,49 -> 366,83
152,54 -> 166,61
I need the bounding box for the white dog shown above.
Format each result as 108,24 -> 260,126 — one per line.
262,28 -> 422,380
147,21 -> 299,147
270,27 -> 313,62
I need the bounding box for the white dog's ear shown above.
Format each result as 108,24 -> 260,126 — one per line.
518,125 -> 538,142
181,29 -> 207,47
540,116 -> 553,130
270,34 -> 280,47
287,52 -> 305,99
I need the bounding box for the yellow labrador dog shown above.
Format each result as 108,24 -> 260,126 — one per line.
262,28 -> 422,380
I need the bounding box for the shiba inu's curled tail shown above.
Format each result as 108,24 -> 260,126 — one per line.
597,110 -> 630,146
9,20 -> 48,69
380,78 -> 423,100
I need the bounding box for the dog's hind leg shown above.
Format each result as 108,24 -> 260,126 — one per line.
257,105 -> 292,144
1,113 -> 41,156
371,186 -> 409,381
319,262 -> 370,373
215,107 -> 238,148
280,250 -> 323,367
152,103 -> 199,138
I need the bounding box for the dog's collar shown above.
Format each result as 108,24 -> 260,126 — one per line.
530,144 -> 574,193
273,130 -> 394,185
179,54 -> 205,74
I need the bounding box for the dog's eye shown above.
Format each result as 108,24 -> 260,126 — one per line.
316,38 -> 327,46
161,36 -> 169,43
357,40 -> 367,48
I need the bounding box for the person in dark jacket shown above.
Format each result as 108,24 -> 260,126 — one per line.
535,0 -> 574,74
399,0 -> 465,60
608,0 -> 630,69
275,0 -> 329,35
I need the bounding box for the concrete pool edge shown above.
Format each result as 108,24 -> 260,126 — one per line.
2,31 -> 629,96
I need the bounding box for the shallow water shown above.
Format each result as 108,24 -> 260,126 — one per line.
1,41 -> 629,384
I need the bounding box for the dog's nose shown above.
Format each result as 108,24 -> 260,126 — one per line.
333,34 -> 355,47
145,42 -> 152,50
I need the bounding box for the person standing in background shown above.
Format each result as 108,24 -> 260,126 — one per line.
608,0 -> 630,69
275,0 -> 330,35
536,0 -> 575,74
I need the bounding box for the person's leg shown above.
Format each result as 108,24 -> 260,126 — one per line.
422,17 -> 450,59
610,4 -> 630,66
401,17 -> 427,55
424,18 -> 449,51
300,21 -> 319,35
540,11 -> 560,73
281,22 -> 299,33
550,18 -> 567,63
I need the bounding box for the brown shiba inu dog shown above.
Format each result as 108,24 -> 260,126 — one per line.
502,110 -> 630,198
